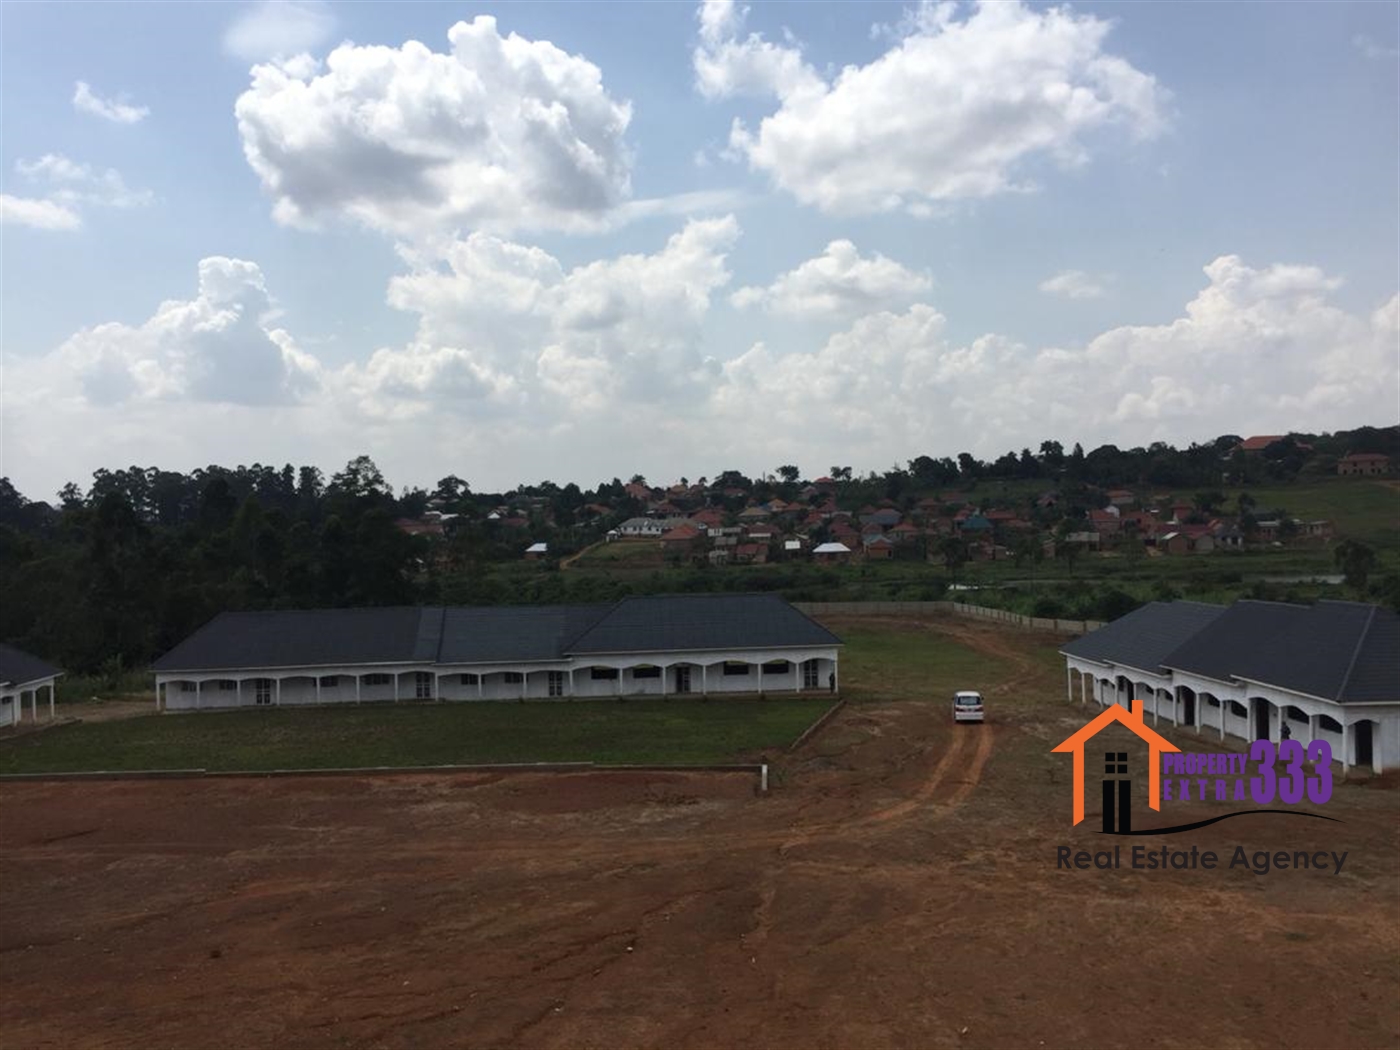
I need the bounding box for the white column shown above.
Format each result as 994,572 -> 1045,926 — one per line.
276,677 -> 282,706
615,670 -> 621,698
1219,698 -> 1225,740
569,668 -> 576,699
1151,687 -> 1158,725
1080,672 -> 1087,705
702,663 -> 709,696
238,679 -> 244,706
434,672 -> 441,702
833,659 -> 839,693
196,681 -> 202,710
48,683 -> 55,721
393,675 -> 400,702
522,673 -> 528,701
1374,728 -> 1384,776
478,674 -> 483,699
1341,722 -> 1350,775
315,677 -> 322,704
1065,665 -> 1072,703
661,664 -> 668,700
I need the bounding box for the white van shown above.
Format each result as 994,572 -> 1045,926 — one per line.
953,691 -> 985,723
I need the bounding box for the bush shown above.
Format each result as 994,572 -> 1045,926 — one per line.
1032,596 -> 1065,619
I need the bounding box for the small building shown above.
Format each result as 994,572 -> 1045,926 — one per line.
660,524 -> 703,555
0,643 -> 62,727
524,542 -> 548,560
153,595 -> 843,707
1338,453 -> 1390,476
812,541 -> 852,563
863,534 -> 894,560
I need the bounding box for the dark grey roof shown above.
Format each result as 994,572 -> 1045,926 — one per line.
0,643 -> 62,687
153,595 -> 842,672
568,594 -> 841,654
153,607 -> 443,672
1065,599 -> 1399,704
1061,601 -> 1227,674
1163,600 -> 1399,703
440,605 -> 609,664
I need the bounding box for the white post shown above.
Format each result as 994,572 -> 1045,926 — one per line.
1374,728 -> 1384,776
393,675 -> 400,702
1219,698 -> 1225,741
315,676 -> 321,704
238,679 -> 244,706
759,763 -> 768,793
615,670 -> 621,698
703,663 -> 708,696
434,672 -> 441,702
570,668 -> 576,699
48,683 -> 55,721
1151,687 -> 1158,725
661,664 -> 668,700
276,677 -> 282,706
1066,665 -> 1072,703
1341,722 -> 1350,776
522,673 -> 528,701
355,675 -> 362,704
1080,672 -> 1086,705
478,674 -> 483,700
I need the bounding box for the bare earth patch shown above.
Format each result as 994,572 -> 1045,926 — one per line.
1,618 -> 1396,1049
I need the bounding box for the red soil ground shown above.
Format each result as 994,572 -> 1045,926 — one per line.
2,619 -> 1397,1049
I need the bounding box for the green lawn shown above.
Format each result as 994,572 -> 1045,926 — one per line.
834,621 -> 1045,703
0,699 -> 830,775
1226,478 -> 1400,548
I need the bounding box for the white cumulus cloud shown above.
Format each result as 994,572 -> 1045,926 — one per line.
224,0 -> 337,63
234,15 -> 635,239
34,257 -> 320,407
4,154 -> 152,231
697,0 -> 1167,216
732,239 -> 932,320
1040,270 -> 1109,299
711,255 -> 1396,467
0,194 -> 82,230
72,81 -> 150,124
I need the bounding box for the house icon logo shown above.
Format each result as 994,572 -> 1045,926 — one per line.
1052,699 -> 1180,832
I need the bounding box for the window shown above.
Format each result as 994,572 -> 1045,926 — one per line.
803,660 -> 819,690
762,661 -> 791,675
319,675 -> 338,688
1104,751 -> 1127,774
722,662 -> 751,677
180,682 -> 196,693
548,671 -> 565,697
1205,697 -> 1221,708
461,673 -> 479,686
504,672 -> 525,684
1229,701 -> 1248,717
363,673 -> 391,686
631,666 -> 660,679
254,679 -> 272,706
415,672 -> 433,699
590,667 -> 619,680
218,680 -> 237,692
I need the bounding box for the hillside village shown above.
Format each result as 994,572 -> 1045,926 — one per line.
395,436 -> 1393,570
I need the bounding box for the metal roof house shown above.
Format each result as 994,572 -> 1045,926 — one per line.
0,643 -> 62,728
1061,600 -> 1399,774
152,594 -> 842,710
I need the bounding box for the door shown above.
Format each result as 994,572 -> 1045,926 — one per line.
675,666 -> 691,694
1355,721 -> 1373,769
803,660 -> 820,690
1253,698 -> 1270,741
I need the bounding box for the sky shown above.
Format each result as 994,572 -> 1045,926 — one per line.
1,0 -> 1397,500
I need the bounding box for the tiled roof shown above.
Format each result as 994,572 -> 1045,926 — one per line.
1064,600 -> 1399,704
154,595 -> 841,671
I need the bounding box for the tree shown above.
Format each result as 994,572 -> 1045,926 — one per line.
329,455 -> 389,501
776,465 -> 800,484
1335,539 -> 1377,594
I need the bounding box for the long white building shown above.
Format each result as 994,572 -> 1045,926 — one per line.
153,593 -> 842,710
1062,599 -> 1399,774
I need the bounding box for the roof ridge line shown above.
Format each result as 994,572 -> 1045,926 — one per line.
1335,604 -> 1377,702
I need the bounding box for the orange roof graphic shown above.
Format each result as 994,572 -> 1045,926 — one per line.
1051,700 -> 1181,826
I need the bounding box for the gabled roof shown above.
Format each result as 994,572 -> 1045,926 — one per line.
1237,435 -> 1286,451
0,643 -> 62,688
154,595 -> 842,672
1061,601 -> 1227,674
